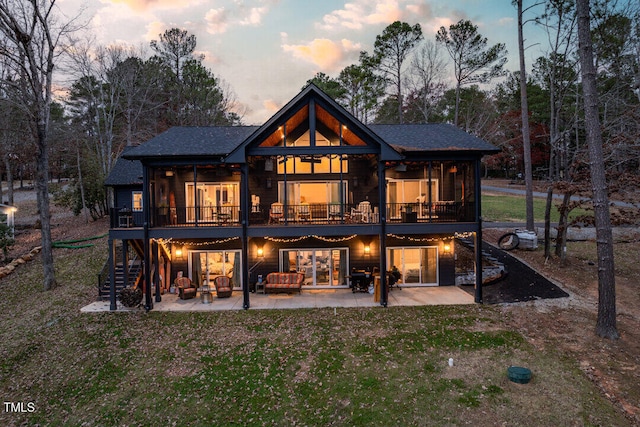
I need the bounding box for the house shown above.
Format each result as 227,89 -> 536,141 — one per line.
103,84 -> 499,310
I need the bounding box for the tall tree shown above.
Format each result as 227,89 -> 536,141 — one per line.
576,0 -> 619,340
0,0 -> 80,291
373,21 -> 423,123
150,28 -> 196,82
436,19 -> 508,127
516,0 -> 536,231
338,52 -> 385,123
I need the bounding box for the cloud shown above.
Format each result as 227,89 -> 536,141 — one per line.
205,7 -> 230,34
106,0 -> 199,13
282,38 -> 361,71
204,1 -> 274,34
263,99 -> 282,113
318,0 -> 430,31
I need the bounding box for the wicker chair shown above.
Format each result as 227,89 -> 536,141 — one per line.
213,276 -> 233,298
175,276 -> 196,300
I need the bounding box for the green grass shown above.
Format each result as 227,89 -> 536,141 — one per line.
0,205 -> 632,426
481,193 -> 592,223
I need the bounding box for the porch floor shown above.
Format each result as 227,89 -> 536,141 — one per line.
81,286 -> 475,312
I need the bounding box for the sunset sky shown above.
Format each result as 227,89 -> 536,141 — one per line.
58,0 -> 546,124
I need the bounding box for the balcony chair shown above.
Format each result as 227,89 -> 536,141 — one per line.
213,275 -> 233,298
298,202 -> 311,221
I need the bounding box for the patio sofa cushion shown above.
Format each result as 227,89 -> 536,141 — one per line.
265,272 -> 304,293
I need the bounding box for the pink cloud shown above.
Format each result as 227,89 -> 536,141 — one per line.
282,38 -> 361,71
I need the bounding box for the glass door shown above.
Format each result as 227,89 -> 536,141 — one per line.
387,247 -> 438,286
281,248 -> 348,287
190,250 -> 242,289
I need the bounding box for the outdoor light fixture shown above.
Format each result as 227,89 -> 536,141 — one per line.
165,170 -> 174,177
364,244 -> 371,255
443,243 -> 451,254
175,248 -> 183,259
257,246 -> 264,257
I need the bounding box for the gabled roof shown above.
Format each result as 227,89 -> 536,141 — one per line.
369,124 -> 500,154
226,84 -> 402,162
105,147 -> 143,186
123,126 -> 259,160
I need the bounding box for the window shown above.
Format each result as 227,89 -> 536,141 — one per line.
185,182 -> 239,222
387,179 -> 438,218
277,154 -> 348,174
387,247 -> 438,285
132,191 -> 143,211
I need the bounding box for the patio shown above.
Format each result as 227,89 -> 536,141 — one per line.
81,286 -> 474,312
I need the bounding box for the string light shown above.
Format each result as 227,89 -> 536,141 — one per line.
155,237 -> 240,246
264,234 -> 358,243
386,232 -> 474,242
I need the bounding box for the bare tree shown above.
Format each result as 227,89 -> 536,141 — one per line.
576,0 -> 619,340
0,0 -> 81,291
406,40 -> 447,123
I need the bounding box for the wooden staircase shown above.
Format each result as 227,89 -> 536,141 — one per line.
97,240 -> 144,301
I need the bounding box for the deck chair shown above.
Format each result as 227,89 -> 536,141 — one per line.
175,276 -> 197,300
213,276 -> 233,298
269,202 -> 284,223
298,203 -> 311,221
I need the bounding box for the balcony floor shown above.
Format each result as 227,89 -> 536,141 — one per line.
82,286 -> 474,312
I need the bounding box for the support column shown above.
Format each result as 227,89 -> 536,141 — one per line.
378,160 -> 388,307
109,238 -> 117,311
241,163 -> 250,309
154,240 -> 161,303
474,158 -> 483,304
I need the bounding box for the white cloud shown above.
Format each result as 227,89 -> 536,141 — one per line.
282,38 -> 361,71
205,1 -> 274,34
205,7 -> 230,34
318,0 -> 428,31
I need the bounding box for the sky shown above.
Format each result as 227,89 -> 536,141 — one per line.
57,0 -> 546,125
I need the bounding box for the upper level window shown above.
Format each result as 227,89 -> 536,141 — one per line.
277,154 -> 348,174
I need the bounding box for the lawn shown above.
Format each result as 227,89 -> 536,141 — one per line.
0,238 -> 630,426
481,193 -> 591,223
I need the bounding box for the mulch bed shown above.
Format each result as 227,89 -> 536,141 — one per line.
461,241 -> 570,304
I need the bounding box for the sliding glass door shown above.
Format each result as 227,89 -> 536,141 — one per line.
387,247 -> 438,286
280,248 -> 348,287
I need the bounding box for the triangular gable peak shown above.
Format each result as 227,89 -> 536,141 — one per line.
226,84 -> 401,163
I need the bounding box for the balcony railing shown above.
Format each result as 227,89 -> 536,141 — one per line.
110,202 -> 475,228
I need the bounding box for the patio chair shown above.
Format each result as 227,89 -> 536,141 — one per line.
213,275 -> 233,298
175,276 -> 197,300
269,202 -> 284,223
298,202 -> 311,221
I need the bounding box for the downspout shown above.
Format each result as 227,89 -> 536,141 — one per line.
241,163 -> 250,309
378,160 -> 388,307
474,158 -> 483,304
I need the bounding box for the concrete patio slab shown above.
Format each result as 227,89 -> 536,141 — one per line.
81,286 -> 474,313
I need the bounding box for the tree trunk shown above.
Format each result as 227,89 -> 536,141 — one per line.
544,186 -> 553,260
518,0 -> 534,231
36,122 -> 56,291
576,0 -> 618,340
